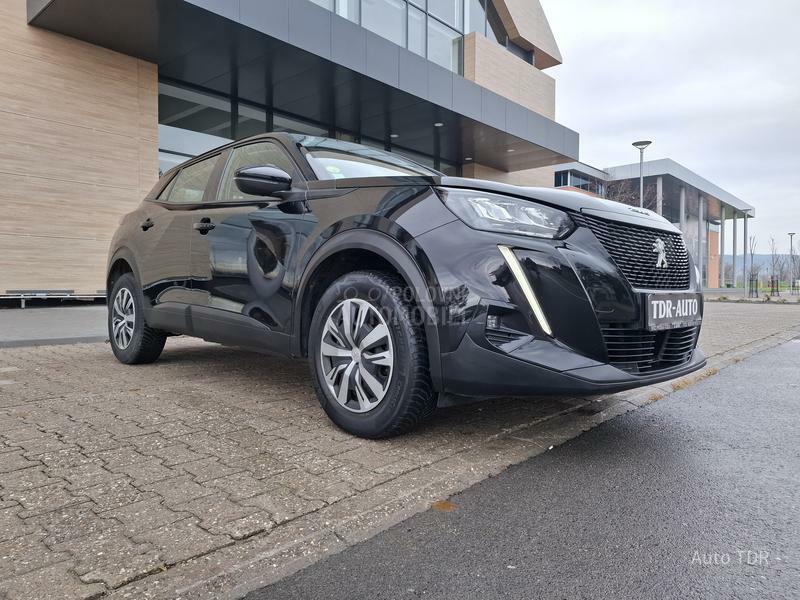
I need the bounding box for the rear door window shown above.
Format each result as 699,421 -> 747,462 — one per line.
166,155 -> 221,204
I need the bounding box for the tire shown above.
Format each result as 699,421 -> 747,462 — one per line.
308,270 -> 436,438
108,273 -> 167,365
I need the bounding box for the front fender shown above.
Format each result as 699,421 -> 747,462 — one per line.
293,228 -> 444,391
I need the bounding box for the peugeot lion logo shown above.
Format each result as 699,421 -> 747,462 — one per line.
653,238 -> 669,269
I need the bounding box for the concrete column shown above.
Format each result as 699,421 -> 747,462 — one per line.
679,186 -> 686,231
698,196 -> 705,288
719,206 -> 726,287
732,212 -> 738,288
656,176 -> 663,216
743,213 -> 749,288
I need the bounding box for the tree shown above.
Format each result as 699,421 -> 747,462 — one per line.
768,237 -> 786,291
606,178 -> 658,212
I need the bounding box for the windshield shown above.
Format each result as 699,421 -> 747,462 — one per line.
291,135 -> 441,180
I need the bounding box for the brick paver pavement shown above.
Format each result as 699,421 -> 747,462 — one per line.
0,302 -> 798,599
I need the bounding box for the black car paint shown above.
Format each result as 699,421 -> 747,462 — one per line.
108,133 -> 705,399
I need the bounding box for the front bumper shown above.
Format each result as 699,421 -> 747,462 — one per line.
416,218 -> 706,397
441,311 -> 706,397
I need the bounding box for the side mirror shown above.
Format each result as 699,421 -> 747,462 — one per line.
234,165 -> 292,196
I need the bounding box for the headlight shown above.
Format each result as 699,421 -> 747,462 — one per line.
438,188 -> 574,239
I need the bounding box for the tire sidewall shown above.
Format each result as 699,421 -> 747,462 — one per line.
108,273 -> 148,363
309,273 -> 420,437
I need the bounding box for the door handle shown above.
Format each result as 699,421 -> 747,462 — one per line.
193,218 -> 215,234
141,218 -> 154,231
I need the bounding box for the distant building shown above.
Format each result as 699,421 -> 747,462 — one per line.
555,160 -> 755,289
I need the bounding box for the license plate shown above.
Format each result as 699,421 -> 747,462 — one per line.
646,293 -> 702,331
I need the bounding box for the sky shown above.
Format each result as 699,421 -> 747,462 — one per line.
540,0 -> 800,255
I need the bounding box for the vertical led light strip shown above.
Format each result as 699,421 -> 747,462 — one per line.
498,245 -> 553,337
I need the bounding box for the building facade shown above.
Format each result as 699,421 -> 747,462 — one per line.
555,161 -> 756,289
1,0 -> 577,297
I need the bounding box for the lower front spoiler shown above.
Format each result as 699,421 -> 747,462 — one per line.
440,333 -> 708,398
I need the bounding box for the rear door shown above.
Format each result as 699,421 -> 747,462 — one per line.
136,154 -> 222,332
188,140 -> 310,353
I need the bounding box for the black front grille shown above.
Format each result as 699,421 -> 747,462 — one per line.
601,324 -> 700,374
573,213 -> 690,290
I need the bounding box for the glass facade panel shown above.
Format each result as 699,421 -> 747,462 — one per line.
465,0 -> 486,35
158,83 -> 232,138
309,0 -> 334,9
362,0 -> 406,47
428,18 -> 462,73
273,113 -> 329,137
335,0 -> 359,23
428,0 -> 463,30
157,83 -> 458,182
408,6 -> 426,57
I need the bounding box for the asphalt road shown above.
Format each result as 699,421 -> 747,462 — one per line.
246,341 -> 800,600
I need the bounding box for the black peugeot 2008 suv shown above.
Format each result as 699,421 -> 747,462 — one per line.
107,133 -> 705,438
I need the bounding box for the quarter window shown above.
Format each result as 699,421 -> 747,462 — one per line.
219,142 -> 300,202
166,155 -> 220,204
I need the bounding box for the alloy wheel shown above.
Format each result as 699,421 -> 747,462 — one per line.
112,287 -> 136,350
319,298 -> 394,413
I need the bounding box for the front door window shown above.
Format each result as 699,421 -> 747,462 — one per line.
218,142 -> 300,202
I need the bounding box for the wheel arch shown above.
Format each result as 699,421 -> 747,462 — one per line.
294,230 -> 443,391
106,247 -> 140,294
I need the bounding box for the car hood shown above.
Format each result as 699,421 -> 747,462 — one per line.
439,176 -> 681,233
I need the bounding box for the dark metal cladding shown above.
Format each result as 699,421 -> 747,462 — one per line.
572,213 -> 691,290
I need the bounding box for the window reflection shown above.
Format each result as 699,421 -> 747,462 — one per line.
362,0 -> 406,47
428,0 -> 463,30
428,18 -> 462,73
408,6 -> 426,57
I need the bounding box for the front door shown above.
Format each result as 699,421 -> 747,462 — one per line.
189,141 -> 309,353
137,153 -> 222,332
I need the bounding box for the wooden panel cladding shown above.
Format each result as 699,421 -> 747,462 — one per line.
463,163 -> 555,188
0,0 -> 158,295
463,33 -> 556,120
491,0 -> 562,69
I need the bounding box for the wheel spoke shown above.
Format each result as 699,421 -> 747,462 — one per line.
340,300 -> 357,347
324,362 -> 349,387
363,348 -> 392,367
324,319 -> 347,349
320,341 -> 352,358
353,370 -> 372,412
336,361 -> 356,406
353,301 -> 369,344
359,323 -> 389,352
358,362 -> 385,399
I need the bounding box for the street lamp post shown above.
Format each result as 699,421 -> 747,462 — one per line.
790,232 -> 796,294
632,141 -> 652,208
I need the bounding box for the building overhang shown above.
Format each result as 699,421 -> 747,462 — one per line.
605,159 -> 755,217
27,0 -> 579,172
